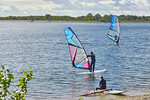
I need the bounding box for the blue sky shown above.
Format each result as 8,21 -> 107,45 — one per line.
0,0 -> 150,17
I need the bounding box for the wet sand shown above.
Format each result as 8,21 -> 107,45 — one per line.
74,91 -> 150,100
111,94 -> 150,100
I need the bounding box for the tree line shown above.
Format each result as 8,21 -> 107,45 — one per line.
0,13 -> 150,22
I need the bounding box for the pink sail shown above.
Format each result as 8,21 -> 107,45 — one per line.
68,44 -> 77,61
83,61 -> 90,69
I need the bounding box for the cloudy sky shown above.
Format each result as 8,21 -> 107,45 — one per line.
0,0 -> 150,17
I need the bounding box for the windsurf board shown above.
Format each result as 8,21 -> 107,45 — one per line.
78,69 -> 107,75
105,90 -> 128,95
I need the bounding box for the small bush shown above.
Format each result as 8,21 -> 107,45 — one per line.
0,65 -> 33,100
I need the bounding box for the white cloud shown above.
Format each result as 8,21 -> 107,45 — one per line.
80,2 -> 97,7
118,0 -> 150,12
134,0 -> 150,8
0,0 -> 150,16
0,0 -> 61,16
119,0 -> 129,5
98,0 -> 116,5
0,5 -> 24,16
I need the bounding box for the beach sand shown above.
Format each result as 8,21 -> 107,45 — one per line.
111,94 -> 150,100
76,91 -> 150,100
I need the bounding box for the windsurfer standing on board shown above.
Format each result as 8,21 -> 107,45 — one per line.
87,52 -> 96,72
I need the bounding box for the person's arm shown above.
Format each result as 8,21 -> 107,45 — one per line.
99,80 -> 102,87
87,55 -> 91,57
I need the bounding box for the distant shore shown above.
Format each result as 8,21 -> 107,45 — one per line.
0,20 -> 150,23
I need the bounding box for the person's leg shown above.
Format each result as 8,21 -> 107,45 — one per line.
90,63 -> 93,72
93,62 -> 95,72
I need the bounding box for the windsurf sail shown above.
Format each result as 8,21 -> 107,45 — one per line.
107,15 -> 120,43
64,27 -> 90,70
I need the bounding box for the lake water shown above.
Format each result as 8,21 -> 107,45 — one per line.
0,21 -> 150,100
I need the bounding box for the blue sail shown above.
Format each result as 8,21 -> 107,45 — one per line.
110,15 -> 118,29
64,27 -> 79,47
107,15 -> 120,43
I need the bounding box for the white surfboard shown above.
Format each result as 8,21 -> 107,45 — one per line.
78,69 -> 107,75
105,90 -> 128,95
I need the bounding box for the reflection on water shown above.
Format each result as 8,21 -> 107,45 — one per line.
0,22 -> 150,100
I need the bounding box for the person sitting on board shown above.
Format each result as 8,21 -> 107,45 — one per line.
96,76 -> 106,90
87,52 -> 96,72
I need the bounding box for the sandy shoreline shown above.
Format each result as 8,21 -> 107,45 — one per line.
75,91 -> 150,100
111,94 -> 150,100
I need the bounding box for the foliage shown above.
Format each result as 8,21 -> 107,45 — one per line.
0,65 -> 33,100
79,97 -> 84,100
0,65 -> 14,99
0,13 -> 150,22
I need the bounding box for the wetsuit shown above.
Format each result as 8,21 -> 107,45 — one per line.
96,79 -> 106,90
87,54 -> 96,72
114,35 -> 117,40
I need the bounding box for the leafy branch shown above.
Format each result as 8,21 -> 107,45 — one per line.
0,65 -> 33,100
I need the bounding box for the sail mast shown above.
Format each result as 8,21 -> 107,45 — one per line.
117,16 -> 120,43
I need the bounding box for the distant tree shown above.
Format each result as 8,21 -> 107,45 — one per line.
119,15 -> 126,20
0,13 -> 150,22
87,13 -> 93,20
8,16 -> 13,20
103,15 -> 112,22
93,14 -> 102,21
45,14 -> 52,21
87,13 -> 92,18
77,16 -> 84,21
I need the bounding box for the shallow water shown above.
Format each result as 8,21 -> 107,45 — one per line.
0,22 -> 150,100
